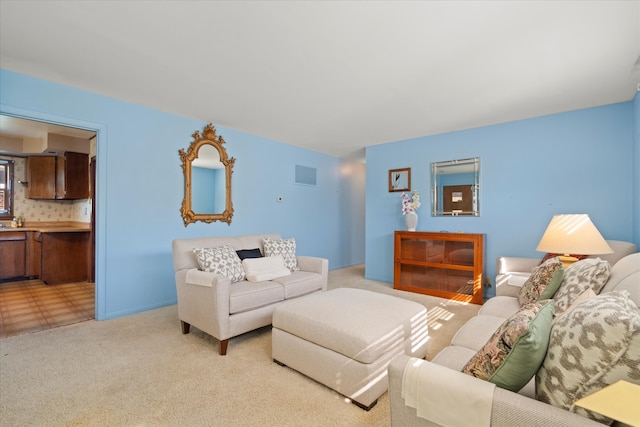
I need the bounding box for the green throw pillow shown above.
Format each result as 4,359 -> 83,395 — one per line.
462,300 -> 554,392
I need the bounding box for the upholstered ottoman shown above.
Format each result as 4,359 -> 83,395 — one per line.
272,288 -> 428,410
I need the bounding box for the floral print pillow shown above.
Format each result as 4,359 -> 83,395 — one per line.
517,257 -> 564,306
462,300 -> 554,392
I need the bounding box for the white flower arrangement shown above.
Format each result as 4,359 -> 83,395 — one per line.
401,190 -> 421,215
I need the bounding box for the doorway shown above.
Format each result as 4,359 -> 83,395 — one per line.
0,112 -> 102,330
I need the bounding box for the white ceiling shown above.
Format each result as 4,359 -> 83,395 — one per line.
1,1 -> 639,160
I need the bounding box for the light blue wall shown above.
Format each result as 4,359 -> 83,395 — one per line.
0,69 -> 365,320
366,102 -> 637,297
634,90 -> 640,245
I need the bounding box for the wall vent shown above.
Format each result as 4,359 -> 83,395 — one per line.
295,165 -> 317,186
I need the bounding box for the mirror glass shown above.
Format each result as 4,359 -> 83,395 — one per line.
180,123 -> 235,226
431,157 -> 480,216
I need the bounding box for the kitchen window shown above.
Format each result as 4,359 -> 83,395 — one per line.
0,159 -> 14,220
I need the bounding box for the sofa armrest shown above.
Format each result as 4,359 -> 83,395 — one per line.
296,256 -> 329,291
175,269 -> 232,340
496,257 -> 539,275
388,354 -> 603,427
495,257 -> 539,297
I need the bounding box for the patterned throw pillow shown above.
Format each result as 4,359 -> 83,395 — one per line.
263,237 -> 299,271
537,291 -> 640,424
553,258 -> 611,316
518,257 -> 564,306
461,300 -> 554,392
192,245 -> 246,283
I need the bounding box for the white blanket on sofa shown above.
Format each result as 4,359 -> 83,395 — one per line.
401,357 -> 495,427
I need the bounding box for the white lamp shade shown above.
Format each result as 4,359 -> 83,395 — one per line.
536,214 -> 613,255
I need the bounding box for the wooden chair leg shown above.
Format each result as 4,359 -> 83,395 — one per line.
180,321 -> 190,334
219,339 -> 229,355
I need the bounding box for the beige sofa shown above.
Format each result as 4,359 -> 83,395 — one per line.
172,233 -> 328,355
389,240 -> 638,427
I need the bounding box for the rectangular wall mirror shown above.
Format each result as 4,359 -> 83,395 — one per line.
431,157 -> 480,216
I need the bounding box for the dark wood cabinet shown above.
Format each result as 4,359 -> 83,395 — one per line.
0,231 -> 27,280
0,229 -> 88,284
394,231 -> 485,304
56,152 -> 89,199
26,152 -> 89,200
26,156 -> 56,199
40,232 -> 89,284
26,231 -> 41,278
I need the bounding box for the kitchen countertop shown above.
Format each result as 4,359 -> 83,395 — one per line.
0,221 -> 90,233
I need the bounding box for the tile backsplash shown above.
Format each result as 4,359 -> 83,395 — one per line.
7,156 -> 91,223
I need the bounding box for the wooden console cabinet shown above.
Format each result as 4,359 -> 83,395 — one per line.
394,231 -> 485,304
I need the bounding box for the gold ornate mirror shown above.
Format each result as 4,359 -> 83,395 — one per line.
179,123 -> 235,226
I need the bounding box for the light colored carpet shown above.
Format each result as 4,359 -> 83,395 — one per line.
0,265 -> 480,426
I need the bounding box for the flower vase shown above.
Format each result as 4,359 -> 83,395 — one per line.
405,212 -> 418,231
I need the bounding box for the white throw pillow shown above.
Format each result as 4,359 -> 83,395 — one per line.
242,255 -> 291,282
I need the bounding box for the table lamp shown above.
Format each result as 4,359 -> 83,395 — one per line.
536,214 -> 613,268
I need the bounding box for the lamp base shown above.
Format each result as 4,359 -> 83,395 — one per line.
558,255 -> 580,269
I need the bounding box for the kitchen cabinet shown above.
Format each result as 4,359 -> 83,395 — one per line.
56,152 -> 89,199
40,231 -> 89,284
26,231 -> 41,278
26,156 -> 56,199
394,231 -> 485,304
26,152 -> 89,200
0,228 -> 88,284
0,231 -> 27,280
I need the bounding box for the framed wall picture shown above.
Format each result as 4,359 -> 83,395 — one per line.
389,168 -> 411,192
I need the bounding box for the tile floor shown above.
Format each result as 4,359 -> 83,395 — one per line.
0,280 -> 95,338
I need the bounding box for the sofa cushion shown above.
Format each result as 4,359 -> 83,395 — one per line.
478,296 -> 521,319
242,255 -> 291,282
536,290 -> 640,425
236,248 -> 263,260
263,237 -> 300,272
600,252 -> 640,305
462,300 -> 554,393
431,345 -> 478,370
272,271 -> 324,299
450,315 -> 506,351
553,258 -> 611,316
518,257 -> 564,305
229,280 -> 284,314
192,245 -> 245,283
